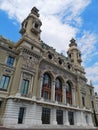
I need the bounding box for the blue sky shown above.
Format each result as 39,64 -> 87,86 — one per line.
0,0 -> 98,92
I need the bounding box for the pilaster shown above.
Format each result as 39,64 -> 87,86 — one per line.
72,88 -> 76,106
50,108 -> 57,125
28,76 -> 34,97
39,76 -> 43,98
31,103 -> 42,125
77,77 -> 82,108
64,110 -> 69,126
63,85 -> 66,104
51,81 -> 55,101
74,111 -> 81,126
80,111 -> 86,126
15,72 -> 23,96
88,113 -> 94,127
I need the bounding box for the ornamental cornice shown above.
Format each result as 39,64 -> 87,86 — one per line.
16,35 -> 42,49
7,96 -> 92,113
18,47 -> 41,58
0,44 -> 17,55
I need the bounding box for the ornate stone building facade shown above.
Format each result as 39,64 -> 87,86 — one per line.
0,7 -> 96,128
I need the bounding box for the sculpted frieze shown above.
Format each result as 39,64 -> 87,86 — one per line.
23,53 -> 39,69
39,61 -> 76,83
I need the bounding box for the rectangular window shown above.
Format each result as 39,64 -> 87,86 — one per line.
56,110 -> 63,124
7,56 -> 14,66
68,111 -> 74,125
0,75 -> 10,91
20,79 -> 29,96
18,107 -> 25,124
82,96 -> 85,106
42,107 -> 51,124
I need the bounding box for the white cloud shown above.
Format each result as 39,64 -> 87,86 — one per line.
77,31 -> 98,92
86,62 -> 98,92
77,31 -> 97,64
0,0 -> 91,53
41,15 -> 78,52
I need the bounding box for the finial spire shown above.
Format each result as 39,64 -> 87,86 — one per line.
31,7 -> 39,17
90,80 -> 93,86
69,38 -> 77,47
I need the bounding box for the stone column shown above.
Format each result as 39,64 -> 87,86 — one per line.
77,77 -> 82,107
88,113 -> 94,127
51,81 -> 55,101
72,88 -> 76,106
74,111 -> 81,126
39,76 -> 43,98
80,111 -> 86,126
32,103 -> 37,125
16,72 -> 23,96
50,108 -> 57,125
63,85 -> 66,104
64,110 -> 69,126
28,76 -> 34,97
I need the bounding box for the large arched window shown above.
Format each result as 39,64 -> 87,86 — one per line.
43,73 -> 51,87
66,81 -> 72,105
55,78 -> 62,102
41,73 -> 51,100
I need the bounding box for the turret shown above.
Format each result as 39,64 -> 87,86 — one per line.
67,38 -> 82,66
20,7 -> 42,42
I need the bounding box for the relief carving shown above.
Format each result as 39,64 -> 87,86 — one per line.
23,53 -> 39,69
23,73 -> 32,80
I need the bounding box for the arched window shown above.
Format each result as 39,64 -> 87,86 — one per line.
66,81 -> 72,105
43,73 -> 51,87
55,78 -> 62,102
55,78 -> 62,90
41,73 -> 51,100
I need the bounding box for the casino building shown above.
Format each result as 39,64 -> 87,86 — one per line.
0,7 -> 95,128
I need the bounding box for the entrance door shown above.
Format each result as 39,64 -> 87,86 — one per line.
18,107 -> 25,124
56,110 -> 63,125
42,107 -> 50,124
68,111 -> 74,125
